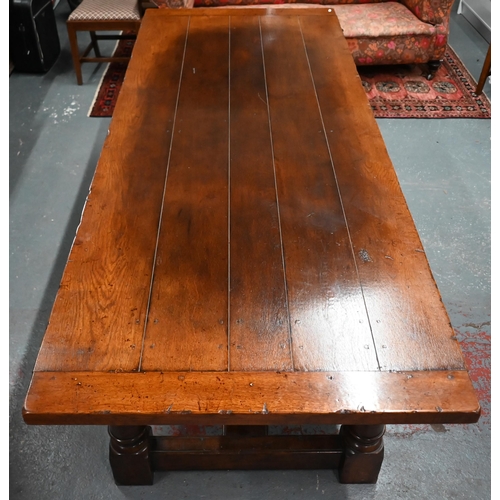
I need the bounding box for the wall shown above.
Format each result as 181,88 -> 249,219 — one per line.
458,0 -> 491,42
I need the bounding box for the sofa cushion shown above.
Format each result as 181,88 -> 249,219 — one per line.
334,2 -> 435,38
400,0 -> 453,25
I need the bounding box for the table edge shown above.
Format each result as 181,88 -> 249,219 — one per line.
23,370 -> 480,426
143,6 -> 341,18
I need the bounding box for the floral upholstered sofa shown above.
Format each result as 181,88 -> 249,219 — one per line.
148,0 -> 456,78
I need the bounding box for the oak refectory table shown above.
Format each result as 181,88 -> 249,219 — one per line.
23,7 -> 480,486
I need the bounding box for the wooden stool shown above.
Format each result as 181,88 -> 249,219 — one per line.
67,0 -> 143,85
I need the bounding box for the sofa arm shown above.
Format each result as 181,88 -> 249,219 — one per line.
399,0 -> 455,25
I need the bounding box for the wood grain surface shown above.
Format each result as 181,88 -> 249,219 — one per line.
23,370 -> 480,425
33,15 -> 191,373
142,15 -> 230,372
227,16 -> 292,372
24,8 -> 479,426
298,15 -> 466,371
259,14 -> 378,372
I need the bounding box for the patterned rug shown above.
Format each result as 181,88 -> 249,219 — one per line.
88,37 -> 135,118
89,42 -> 490,119
358,46 -> 490,118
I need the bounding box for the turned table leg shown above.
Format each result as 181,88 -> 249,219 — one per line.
108,425 -> 154,485
339,424 -> 385,484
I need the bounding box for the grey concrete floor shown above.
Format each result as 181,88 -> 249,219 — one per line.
9,2 -> 491,499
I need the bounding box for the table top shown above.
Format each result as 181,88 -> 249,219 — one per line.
23,8 -> 480,426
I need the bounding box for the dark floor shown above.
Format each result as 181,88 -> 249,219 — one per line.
9,2 -> 491,499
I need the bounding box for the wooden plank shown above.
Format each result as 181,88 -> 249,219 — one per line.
224,425 -> 267,436
260,15 -> 378,372
141,15 -> 230,372
228,16 -> 292,371
33,16 -> 190,372
299,13 -> 466,371
152,435 -> 339,452
23,371 -> 480,425
151,435 -> 343,470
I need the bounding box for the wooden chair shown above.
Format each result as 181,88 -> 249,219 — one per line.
67,0 -> 143,85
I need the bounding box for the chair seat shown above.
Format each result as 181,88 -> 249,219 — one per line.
334,3 -> 434,39
68,0 -> 141,22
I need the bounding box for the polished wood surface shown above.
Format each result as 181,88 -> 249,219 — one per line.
24,370 -> 479,425
24,8 -> 479,428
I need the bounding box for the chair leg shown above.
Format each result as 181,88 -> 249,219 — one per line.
67,23 -> 83,85
89,31 -> 102,58
476,44 -> 491,95
426,60 -> 442,80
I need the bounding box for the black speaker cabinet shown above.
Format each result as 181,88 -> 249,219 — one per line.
10,0 -> 61,73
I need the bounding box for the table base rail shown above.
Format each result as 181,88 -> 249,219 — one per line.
109,425 -> 385,485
